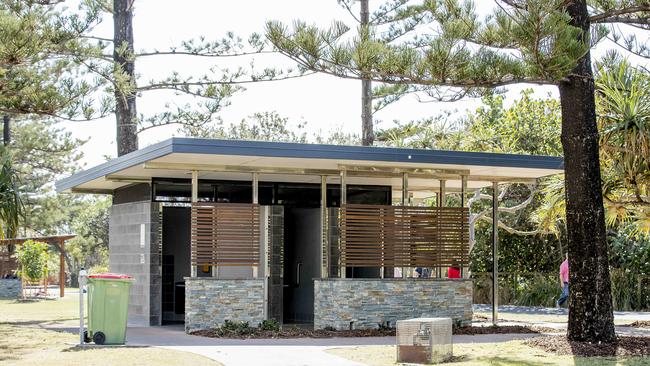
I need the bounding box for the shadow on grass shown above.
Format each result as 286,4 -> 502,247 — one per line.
62,345 -> 150,352
473,356 -> 556,366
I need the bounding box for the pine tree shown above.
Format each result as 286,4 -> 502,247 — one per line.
266,0 -> 650,342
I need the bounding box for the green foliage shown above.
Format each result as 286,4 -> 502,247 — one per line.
88,264 -> 108,274
267,1 -> 595,91
532,61 -> 650,237
212,321 -> 254,337
473,270 -> 650,311
0,147 -> 22,238
0,0 -> 108,118
259,319 -> 280,331
378,89 -> 562,156
180,111 -> 360,145
596,59 -> 650,236
14,240 -> 48,282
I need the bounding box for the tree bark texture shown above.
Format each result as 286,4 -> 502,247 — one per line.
559,0 -> 615,343
114,0 -> 138,156
3,115 -> 9,145
360,0 -> 374,146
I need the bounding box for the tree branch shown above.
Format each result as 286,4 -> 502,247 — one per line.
590,6 -> 650,24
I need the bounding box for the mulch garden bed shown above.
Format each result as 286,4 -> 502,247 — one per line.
191,324 -> 558,339
191,327 -> 396,339
526,335 -> 650,357
453,325 -> 559,335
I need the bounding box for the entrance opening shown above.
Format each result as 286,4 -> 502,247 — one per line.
161,206 -> 191,325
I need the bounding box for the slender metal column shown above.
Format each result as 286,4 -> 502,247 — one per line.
402,173 -> 409,205
252,172 -> 259,278
339,170 -> 346,278
191,170 -> 198,277
321,175 -> 329,278
437,180 -> 447,278
460,175 -> 468,278
252,172 -> 259,204
492,181 -> 499,325
402,173 -> 409,278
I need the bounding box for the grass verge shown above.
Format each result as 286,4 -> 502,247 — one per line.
326,341 -> 650,366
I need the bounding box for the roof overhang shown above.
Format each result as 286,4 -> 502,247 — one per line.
56,138 -> 564,197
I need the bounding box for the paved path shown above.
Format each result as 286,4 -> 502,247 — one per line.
473,304 -> 650,321
41,305 -> 649,366
124,325 -> 540,366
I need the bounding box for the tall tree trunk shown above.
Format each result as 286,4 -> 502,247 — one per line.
113,0 -> 138,156
559,0 -> 615,343
360,0 -> 374,146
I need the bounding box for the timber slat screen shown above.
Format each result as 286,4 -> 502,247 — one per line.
191,203 -> 260,266
340,204 -> 469,267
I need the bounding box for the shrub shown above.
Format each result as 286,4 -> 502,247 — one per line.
14,240 -> 49,283
259,319 -> 280,331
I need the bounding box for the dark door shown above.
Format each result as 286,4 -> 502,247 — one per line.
283,207 -> 321,323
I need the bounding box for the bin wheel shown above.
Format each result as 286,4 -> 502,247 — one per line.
83,331 -> 91,343
93,331 -> 106,345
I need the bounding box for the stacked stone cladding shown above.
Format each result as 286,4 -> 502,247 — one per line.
0,279 -> 21,298
314,278 -> 472,330
185,278 -> 265,332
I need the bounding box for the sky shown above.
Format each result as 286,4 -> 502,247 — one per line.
58,0 -> 640,169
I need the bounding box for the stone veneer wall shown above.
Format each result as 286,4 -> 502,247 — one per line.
185,278 -> 266,332
314,278 -> 472,330
0,279 -> 21,298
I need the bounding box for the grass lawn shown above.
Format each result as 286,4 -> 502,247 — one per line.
327,342 -> 650,366
0,294 -> 81,324
0,293 -> 222,366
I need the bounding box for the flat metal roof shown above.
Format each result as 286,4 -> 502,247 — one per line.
56,137 -> 564,194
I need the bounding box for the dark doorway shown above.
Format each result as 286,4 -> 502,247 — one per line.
283,207 -> 321,324
161,206 -> 191,324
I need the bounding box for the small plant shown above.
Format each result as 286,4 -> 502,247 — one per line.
14,240 -> 49,283
259,319 -> 280,331
323,326 -> 336,331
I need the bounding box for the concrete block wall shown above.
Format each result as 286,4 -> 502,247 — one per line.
314,278 -> 473,330
109,200 -> 161,326
185,278 -> 266,332
0,279 -> 21,298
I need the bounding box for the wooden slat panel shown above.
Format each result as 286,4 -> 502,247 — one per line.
191,203 -> 260,266
340,204 -> 469,267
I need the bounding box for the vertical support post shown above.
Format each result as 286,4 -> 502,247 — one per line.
402,173 -> 409,205
191,170 -> 198,278
492,181 -> 499,325
252,172 -> 259,278
339,170 -> 346,279
252,172 -> 259,204
402,173 -> 409,278
460,175 -> 468,278
59,240 -> 65,298
436,180 -> 446,278
321,175 -> 329,278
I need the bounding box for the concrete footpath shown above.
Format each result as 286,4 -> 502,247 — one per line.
124,325 -> 539,366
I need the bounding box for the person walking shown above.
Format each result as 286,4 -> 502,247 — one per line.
556,254 -> 569,307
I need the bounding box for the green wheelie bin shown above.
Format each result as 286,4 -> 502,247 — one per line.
85,273 -> 134,345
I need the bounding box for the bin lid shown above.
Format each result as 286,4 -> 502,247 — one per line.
88,273 -> 133,279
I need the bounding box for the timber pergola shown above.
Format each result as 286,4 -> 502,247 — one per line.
0,234 -> 75,298
56,137 -> 564,325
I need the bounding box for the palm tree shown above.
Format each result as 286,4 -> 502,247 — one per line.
0,147 -> 23,239
596,59 -> 650,236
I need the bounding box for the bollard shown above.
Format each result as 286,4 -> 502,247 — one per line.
78,268 -> 88,345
